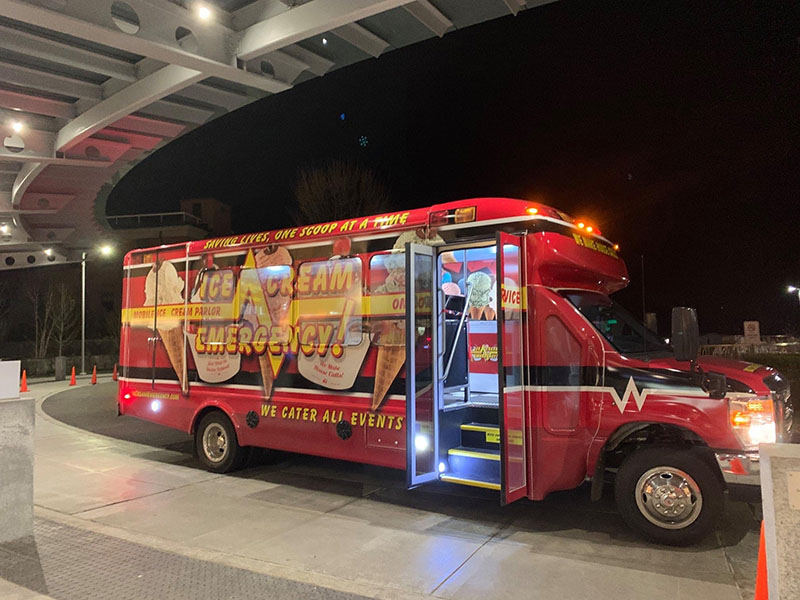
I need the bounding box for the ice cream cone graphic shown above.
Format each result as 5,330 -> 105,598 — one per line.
369,230 -> 444,410
254,246 -> 293,399
371,331 -> 406,411
159,325 -> 186,389
144,260 -> 187,392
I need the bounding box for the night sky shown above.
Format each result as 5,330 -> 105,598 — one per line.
108,0 -> 800,336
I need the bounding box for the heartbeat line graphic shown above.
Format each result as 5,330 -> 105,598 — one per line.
525,379 -> 709,414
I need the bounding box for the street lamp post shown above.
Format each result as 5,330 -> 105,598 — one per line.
81,251 -> 86,373
80,245 -> 113,375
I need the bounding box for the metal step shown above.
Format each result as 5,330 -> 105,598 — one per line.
442,446 -> 500,489
460,422 -> 499,449
440,474 -> 500,490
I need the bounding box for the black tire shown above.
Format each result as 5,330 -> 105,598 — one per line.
615,446 -> 723,546
195,411 -> 248,473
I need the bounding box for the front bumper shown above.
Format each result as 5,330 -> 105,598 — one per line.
715,450 -> 760,486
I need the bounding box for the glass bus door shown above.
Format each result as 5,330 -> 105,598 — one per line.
405,243 -> 440,487
496,232 -> 527,504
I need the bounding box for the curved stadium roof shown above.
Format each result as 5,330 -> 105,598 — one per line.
0,0 -> 553,270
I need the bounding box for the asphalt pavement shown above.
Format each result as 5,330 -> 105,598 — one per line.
0,380 -> 762,600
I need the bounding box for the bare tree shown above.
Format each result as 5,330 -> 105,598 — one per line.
0,281 -> 11,342
26,282 -> 55,358
293,159 -> 391,225
104,298 -> 121,344
51,284 -> 79,356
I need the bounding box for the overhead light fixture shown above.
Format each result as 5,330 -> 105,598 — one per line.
99,244 -> 113,256
10,120 -> 23,133
195,3 -> 212,21
43,248 -> 53,256
322,37 -> 328,45
0,224 -> 8,234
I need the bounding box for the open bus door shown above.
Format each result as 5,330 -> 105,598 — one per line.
405,243 -> 440,487
496,232 -> 527,504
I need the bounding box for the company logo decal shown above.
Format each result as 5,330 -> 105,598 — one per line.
470,344 -> 498,362
609,377 -> 649,414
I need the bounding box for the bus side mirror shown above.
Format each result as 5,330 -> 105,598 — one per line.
671,307 -> 699,362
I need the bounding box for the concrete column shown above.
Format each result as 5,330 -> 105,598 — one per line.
760,443 -> 800,599
0,360 -> 34,543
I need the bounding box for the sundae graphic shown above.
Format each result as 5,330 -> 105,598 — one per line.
144,260 -> 187,391
186,264 -> 243,384
297,256 -> 368,391
371,229 -> 443,410
254,246 -> 293,399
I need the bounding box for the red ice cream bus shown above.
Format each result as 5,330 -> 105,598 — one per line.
118,197 -> 791,544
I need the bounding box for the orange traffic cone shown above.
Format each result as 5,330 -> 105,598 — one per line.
69,366 -> 76,386
755,521 -> 768,599
91,365 -> 97,385
112,364 -> 118,381
20,369 -> 28,393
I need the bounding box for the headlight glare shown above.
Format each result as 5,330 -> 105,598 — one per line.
729,397 -> 776,448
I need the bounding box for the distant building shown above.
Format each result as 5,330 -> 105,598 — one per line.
108,198 -> 231,247
180,198 -> 231,238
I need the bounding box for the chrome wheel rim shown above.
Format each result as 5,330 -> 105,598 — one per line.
202,423 -> 228,463
635,466 -> 702,530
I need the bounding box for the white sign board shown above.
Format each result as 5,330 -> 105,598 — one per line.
0,360 -> 21,400
743,321 -> 760,344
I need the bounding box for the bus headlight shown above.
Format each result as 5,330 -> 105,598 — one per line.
729,397 -> 776,449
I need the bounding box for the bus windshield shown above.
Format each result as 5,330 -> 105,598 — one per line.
562,290 -> 671,356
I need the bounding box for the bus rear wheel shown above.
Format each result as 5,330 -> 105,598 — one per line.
195,411 -> 248,473
615,446 -> 723,545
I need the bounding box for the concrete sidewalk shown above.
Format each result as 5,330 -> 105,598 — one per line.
0,379 -> 759,599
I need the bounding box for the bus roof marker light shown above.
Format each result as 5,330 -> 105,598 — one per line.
577,222 -> 585,229
454,206 -> 476,223
586,226 -> 593,233
613,244 -> 620,251
526,207 -> 539,215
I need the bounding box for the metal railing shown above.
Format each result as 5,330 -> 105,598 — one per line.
107,212 -> 205,229
701,342 -> 800,357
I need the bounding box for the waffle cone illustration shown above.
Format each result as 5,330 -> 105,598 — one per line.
371,325 -> 406,410
159,325 -> 186,390
255,246 -> 293,398
144,260 -> 187,391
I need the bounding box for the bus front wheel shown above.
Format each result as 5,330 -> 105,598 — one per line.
615,446 -> 723,545
195,411 -> 248,473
